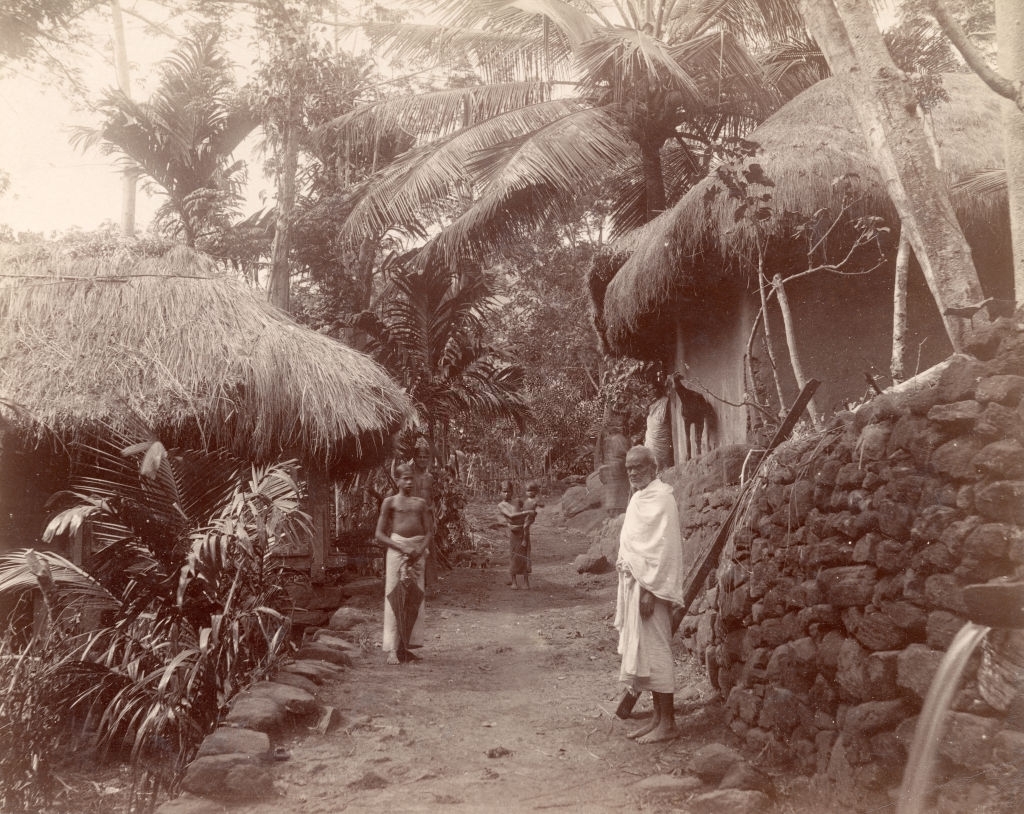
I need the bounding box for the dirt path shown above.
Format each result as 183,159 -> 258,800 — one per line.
245,502 -> 811,814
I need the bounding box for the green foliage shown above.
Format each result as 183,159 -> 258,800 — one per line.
353,254 -> 530,450
480,224 -> 605,476
431,466 -> 472,563
0,634 -> 64,813
0,0 -> 90,85
70,28 -> 255,247
0,436 -> 309,799
327,0 -> 809,260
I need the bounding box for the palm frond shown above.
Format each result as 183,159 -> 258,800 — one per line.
953,167 -> 1007,198
428,106 -> 633,257
762,36 -> 830,99
322,81 -> 550,148
671,0 -> 804,45
335,97 -> 586,240
0,549 -> 120,628
576,27 -> 703,105
436,0 -> 597,48
363,20 -> 574,78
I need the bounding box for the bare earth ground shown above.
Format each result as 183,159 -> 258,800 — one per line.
242,501 -> 849,814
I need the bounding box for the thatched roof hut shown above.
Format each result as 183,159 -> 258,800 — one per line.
603,72 -> 1010,359
0,244 -> 414,476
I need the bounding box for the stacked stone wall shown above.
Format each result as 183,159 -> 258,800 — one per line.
677,316 -> 1024,811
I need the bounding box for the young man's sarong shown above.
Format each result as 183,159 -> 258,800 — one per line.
383,534 -> 426,653
509,524 -> 530,575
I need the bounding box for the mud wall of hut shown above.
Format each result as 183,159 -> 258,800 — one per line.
674,315 -> 1024,811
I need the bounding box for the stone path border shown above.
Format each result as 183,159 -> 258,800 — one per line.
154,609 -> 370,812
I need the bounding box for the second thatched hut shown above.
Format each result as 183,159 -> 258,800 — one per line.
601,73 -> 1011,463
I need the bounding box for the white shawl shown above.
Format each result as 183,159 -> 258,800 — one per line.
616,479 -> 684,604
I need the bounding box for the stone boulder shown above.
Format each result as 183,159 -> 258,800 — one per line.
561,474 -> 602,518
689,789 -> 771,813
328,606 -> 372,631
294,641 -> 354,667
692,743 -> 746,783
566,507 -> 606,534
181,754 -> 274,801
196,727 -> 270,759
573,551 -> 610,574
244,681 -> 319,717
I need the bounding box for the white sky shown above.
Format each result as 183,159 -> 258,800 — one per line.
0,4 -> 286,236
0,1 -> 906,236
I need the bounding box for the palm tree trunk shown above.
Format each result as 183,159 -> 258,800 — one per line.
799,0 -> 987,351
109,0 -> 135,237
891,227 -> 911,383
639,139 -> 667,221
269,112 -> 299,311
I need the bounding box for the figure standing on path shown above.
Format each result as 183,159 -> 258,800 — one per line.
409,440 -> 439,595
523,480 -> 543,562
376,464 -> 432,664
499,481 -> 535,590
615,446 -> 684,743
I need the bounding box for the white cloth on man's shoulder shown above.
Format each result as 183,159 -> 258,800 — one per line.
614,478 -> 683,693
616,479 -> 683,604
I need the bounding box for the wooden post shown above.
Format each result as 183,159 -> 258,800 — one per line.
306,470 -> 331,584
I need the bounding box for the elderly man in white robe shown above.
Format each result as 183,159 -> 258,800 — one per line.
615,445 -> 684,743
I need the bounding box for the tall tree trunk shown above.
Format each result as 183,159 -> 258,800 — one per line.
996,0 -> 1024,304
891,227 -> 911,383
772,273 -> 820,425
109,0 -> 135,237
639,139 -> 667,221
799,0 -> 989,351
756,249 -> 787,413
268,113 -> 298,311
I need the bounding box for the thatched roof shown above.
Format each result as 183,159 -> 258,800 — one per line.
604,72 -> 1007,357
0,244 -> 415,475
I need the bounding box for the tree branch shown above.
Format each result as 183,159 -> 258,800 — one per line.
929,0 -> 1024,111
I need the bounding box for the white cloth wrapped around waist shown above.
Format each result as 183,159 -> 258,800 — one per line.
391,533 -> 428,558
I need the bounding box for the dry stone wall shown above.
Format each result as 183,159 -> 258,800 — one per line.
677,314 -> 1024,811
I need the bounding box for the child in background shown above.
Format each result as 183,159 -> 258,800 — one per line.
523,481 -> 543,579
498,481 -> 534,589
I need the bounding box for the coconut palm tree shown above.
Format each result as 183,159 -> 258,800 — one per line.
71,29 -> 256,247
351,254 -> 530,459
323,0 -> 806,260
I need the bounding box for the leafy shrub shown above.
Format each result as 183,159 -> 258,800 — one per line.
0,633 -> 63,813
0,437 -> 311,801
432,467 -> 472,565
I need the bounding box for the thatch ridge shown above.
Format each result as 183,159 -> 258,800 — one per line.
604,72 -> 1007,356
0,244 -> 414,474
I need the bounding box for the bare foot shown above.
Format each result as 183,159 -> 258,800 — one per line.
510,583 -> 519,590
635,722 -> 677,744
399,649 -> 421,662
386,651 -> 400,665
626,718 -> 657,740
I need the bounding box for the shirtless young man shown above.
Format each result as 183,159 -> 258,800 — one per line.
376,464 -> 432,665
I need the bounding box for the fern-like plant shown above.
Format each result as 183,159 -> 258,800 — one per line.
0,436 -> 311,803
